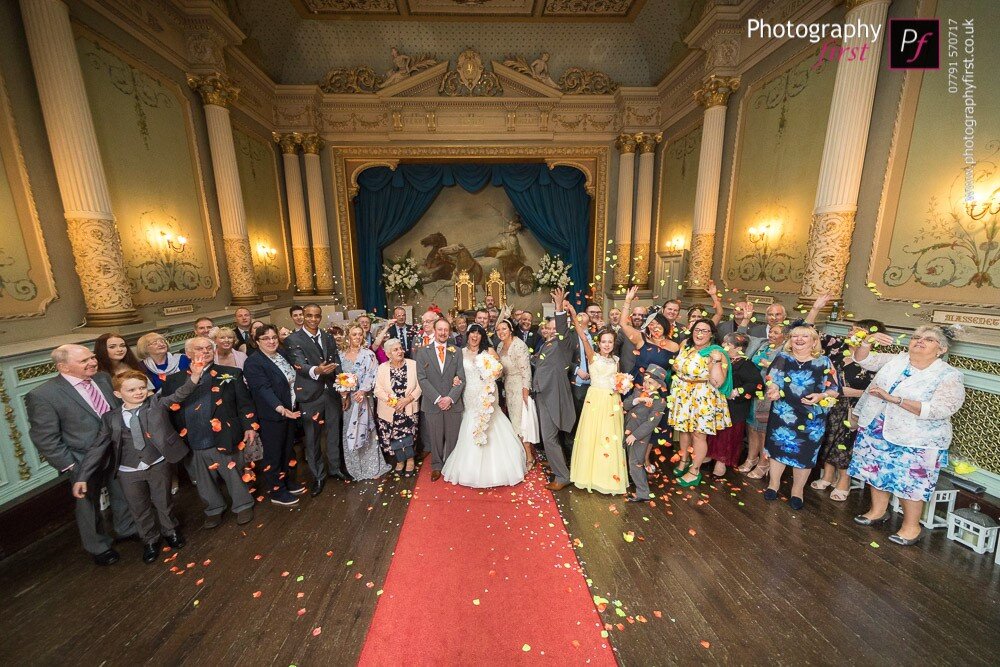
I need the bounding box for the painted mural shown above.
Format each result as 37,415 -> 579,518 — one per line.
75,30 -> 219,306
723,44 -> 837,294
233,125 -> 291,294
656,123 -> 701,253
872,0 -> 999,306
0,74 -> 56,319
384,186 -> 547,315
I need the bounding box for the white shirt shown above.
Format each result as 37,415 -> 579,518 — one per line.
119,405 -> 165,472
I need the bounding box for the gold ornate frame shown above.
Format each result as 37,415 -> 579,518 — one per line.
329,144 -> 609,307
0,72 -> 58,319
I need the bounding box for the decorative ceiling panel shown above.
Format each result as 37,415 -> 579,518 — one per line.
407,0 -> 536,18
290,0 -> 648,20
296,0 -> 402,17
542,0 -> 634,17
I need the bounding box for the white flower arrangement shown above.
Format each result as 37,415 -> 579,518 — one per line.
472,353 -> 504,447
533,253 -> 572,289
382,251 -> 423,298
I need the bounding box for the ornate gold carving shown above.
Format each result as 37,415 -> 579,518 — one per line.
544,0 -> 632,15
302,0 -> 397,11
799,210 -> 857,300
323,113 -> 388,132
16,362 -> 56,382
636,132 -> 662,154
485,268 -> 507,308
844,0 -> 883,11
313,245 -> 336,295
613,242 -> 631,288
186,73 -> 239,108
381,47 -> 438,89
454,270 -> 475,312
558,68 -> 619,95
319,66 -> 383,94
502,53 -> 559,89
952,388 -> 1000,476
615,133 -> 638,154
292,246 -> 316,294
440,50 -> 503,97
625,105 -> 659,126
695,76 -> 740,108
223,236 -> 260,304
685,232 -> 715,296
65,217 -> 139,325
301,133 -> 324,155
553,113 -> 615,132
272,132 -> 303,154
0,372 -> 31,481
632,242 -> 651,286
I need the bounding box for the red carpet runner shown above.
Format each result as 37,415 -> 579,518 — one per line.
359,465 -> 616,666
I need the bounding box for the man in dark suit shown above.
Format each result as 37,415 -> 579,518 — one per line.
285,303 -> 346,496
26,344 -> 136,565
717,299 -> 768,339
516,310 -> 541,353
162,337 -> 257,528
617,305 -> 647,374
386,306 -> 416,357
232,307 -> 254,351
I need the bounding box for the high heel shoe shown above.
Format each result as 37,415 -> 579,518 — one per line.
672,461 -> 691,477
746,462 -> 769,480
677,472 -> 702,488
737,457 -> 759,473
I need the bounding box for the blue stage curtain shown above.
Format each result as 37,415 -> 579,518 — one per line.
354,163 -> 591,313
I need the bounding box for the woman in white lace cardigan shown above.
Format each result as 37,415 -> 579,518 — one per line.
848,325 -> 966,546
495,318 -> 536,468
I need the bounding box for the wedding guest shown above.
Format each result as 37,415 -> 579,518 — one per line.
26,344 -> 136,565
452,314 -> 468,348
357,314 -> 376,348
286,303 -> 346,495
617,304 -> 647,374
495,318 -> 535,467
372,324 -> 393,364
661,299 -> 685,342
194,317 -> 213,338
585,303 -> 605,330
743,324 -> 788,479
516,310 -> 541,352
473,308 -> 490,331
72,368 -> 201,563
487,308 -> 500,331
416,318 -> 466,481
717,299 -> 766,338
386,306 -> 414,356
609,308 -> 622,330
340,324 -> 391,481
670,319 -> 732,488
567,302 -> 627,495
163,337 -> 257,527
375,338 -> 421,477
137,332 -> 191,390
214,327 -> 248,370
748,303 -> 788,357
243,325 -> 305,507
415,309 -> 440,349
245,321 -> 265,355
762,326 -> 840,510
849,327 -> 965,545
570,309 -> 592,420
623,365 -> 669,502
289,305 -> 305,332
706,333 -> 762,478
233,307 -> 254,351
620,287 -> 679,432
94,333 -> 145,377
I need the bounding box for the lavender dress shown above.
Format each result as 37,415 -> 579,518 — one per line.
342,349 -> 391,480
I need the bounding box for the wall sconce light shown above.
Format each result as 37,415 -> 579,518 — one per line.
156,229 -> 187,254
664,236 -> 685,253
747,220 -> 780,244
256,243 -> 277,260
965,186 -> 1000,220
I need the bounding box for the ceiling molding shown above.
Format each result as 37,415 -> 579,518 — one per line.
288,0 -> 649,22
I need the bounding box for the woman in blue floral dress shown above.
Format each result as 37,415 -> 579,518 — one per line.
762,326 -> 839,510
340,324 -> 391,481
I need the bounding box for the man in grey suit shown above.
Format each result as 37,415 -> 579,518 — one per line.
416,317 -> 466,481
531,288 -> 578,491
25,344 -> 136,565
746,303 -> 788,358
717,299 -> 767,339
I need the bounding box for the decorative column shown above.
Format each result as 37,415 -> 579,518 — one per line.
187,73 -> 260,305
20,0 -> 138,325
612,133 -> 638,289
632,132 -> 662,287
684,75 -> 739,298
273,132 -> 314,295
301,134 -> 336,296
798,0 -> 892,312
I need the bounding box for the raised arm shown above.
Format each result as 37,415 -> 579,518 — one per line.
804,293 -> 833,325
853,332 -> 896,365
619,286 -> 644,347
566,301 -> 595,364
707,281 -> 723,325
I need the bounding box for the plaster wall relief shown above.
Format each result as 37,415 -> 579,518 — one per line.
721,43 -> 837,295
0,74 -> 57,319
74,28 -> 220,306
871,0 -> 1000,308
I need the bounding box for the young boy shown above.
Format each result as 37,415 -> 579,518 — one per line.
623,364 -> 669,503
73,366 -> 202,563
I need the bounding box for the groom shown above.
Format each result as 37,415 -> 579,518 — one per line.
533,288 -> 579,491
416,318 -> 466,481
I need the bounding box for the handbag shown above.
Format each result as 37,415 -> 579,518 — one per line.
243,432 -> 264,462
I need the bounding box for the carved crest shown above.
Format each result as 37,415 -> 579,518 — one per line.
439,49 -> 502,97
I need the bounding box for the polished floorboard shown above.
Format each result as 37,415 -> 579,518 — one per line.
1,458 -> 998,666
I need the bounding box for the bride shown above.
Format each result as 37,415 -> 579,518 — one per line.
442,323 -> 528,488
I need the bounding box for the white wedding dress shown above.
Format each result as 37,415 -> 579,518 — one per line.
442,351 -> 527,488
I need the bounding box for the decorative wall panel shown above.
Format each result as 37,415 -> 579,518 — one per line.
75,29 -> 219,306
0,74 -> 57,319
232,124 -> 291,294
723,44 -> 837,294
871,0 -> 999,308
655,123 -> 701,257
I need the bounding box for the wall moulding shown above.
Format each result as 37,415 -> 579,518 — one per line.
329,145 -> 609,307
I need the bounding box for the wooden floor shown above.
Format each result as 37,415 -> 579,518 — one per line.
2,458 -> 999,666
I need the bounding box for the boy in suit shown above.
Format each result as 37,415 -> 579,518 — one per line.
72,367 -> 202,563
623,364 -> 669,503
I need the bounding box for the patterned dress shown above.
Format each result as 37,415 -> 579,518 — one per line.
376,363 -> 419,458
668,344 -> 731,435
818,362 -> 874,469
764,352 -> 840,468
341,350 -> 391,480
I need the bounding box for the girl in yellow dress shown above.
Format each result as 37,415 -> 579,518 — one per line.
566,301 -> 628,495
669,318 -> 732,488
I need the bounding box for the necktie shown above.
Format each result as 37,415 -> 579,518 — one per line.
437,344 -> 445,364
424,334 -> 430,347
400,327 -> 407,348
312,333 -> 323,355
80,379 -> 110,416
127,408 -> 146,451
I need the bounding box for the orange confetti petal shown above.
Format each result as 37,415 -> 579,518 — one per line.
252,591 -> 262,598
311,627 -> 322,637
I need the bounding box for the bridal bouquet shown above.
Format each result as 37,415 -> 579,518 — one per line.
533,253 -> 572,289
334,372 -> 358,392
382,251 -> 423,299
472,353 -> 503,447
613,372 -> 634,395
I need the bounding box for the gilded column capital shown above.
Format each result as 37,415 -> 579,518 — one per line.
636,132 -> 662,154
186,73 -> 239,108
301,133 -> 324,155
694,75 -> 740,109
273,132 -> 303,154
844,0 -> 889,11
615,133 -> 638,154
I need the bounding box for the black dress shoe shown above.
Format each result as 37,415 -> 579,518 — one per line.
142,542 -> 159,564
164,531 -> 186,549
888,531 -> 923,546
94,548 -> 120,566
853,512 -> 890,526
311,478 -> 325,497
203,514 -> 223,529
